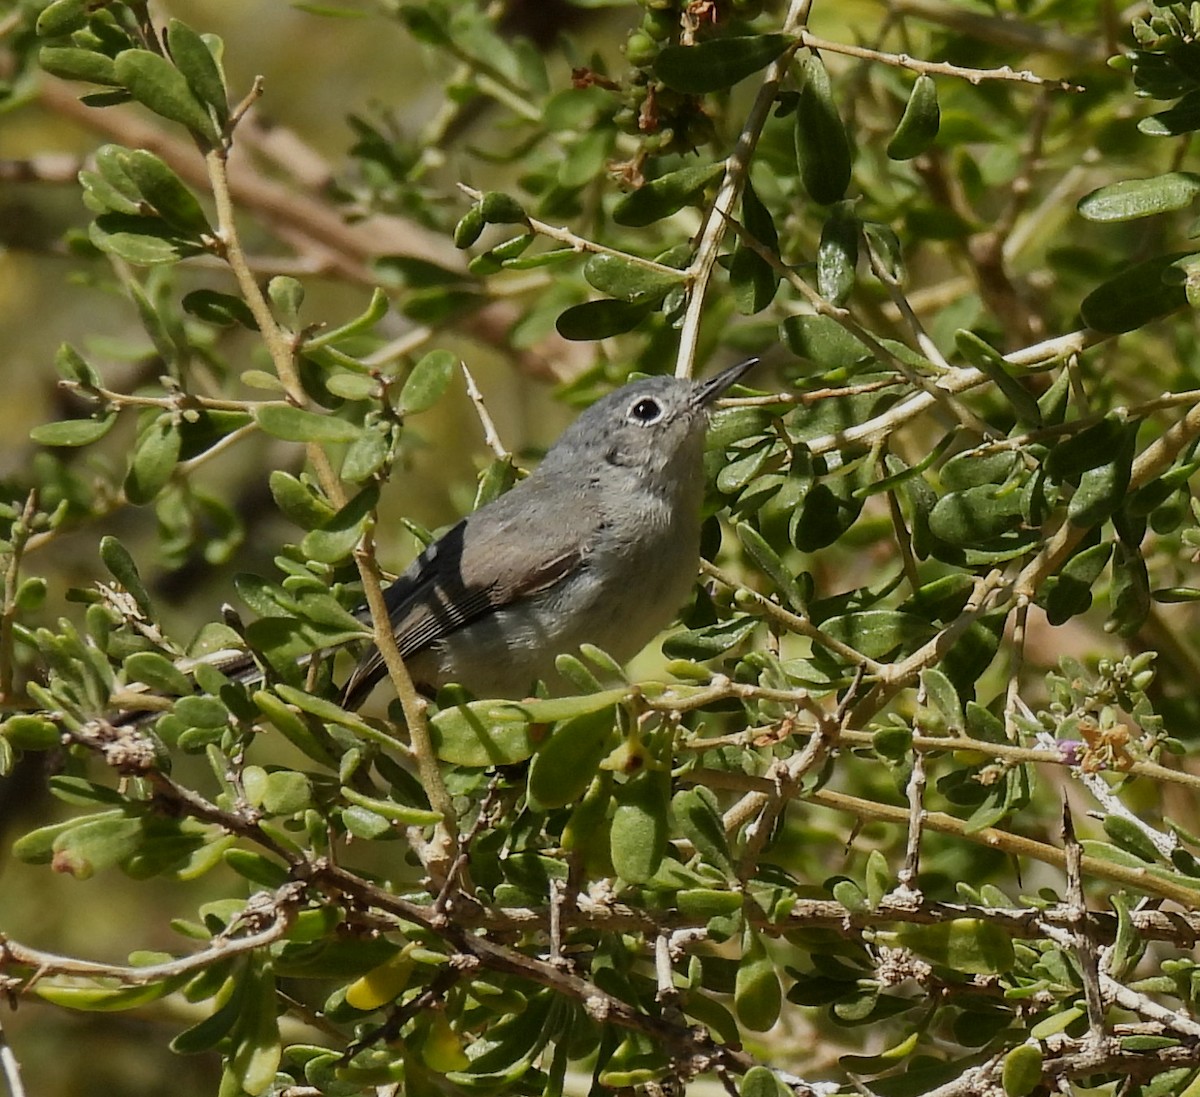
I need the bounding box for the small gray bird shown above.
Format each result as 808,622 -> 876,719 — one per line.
340,357 -> 758,706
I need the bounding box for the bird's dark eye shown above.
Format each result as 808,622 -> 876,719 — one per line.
628,396 -> 664,425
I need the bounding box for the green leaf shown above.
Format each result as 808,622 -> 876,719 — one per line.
840,1031 -> 921,1074
122,149 -> 211,235
1044,413 -> 1128,478
497,688 -> 630,723
54,343 -> 101,387
794,52 -> 852,205
36,0 -> 88,36
1078,172 -> 1200,222
662,616 -> 758,659
399,349 -> 456,414
36,979 -> 177,1012
730,245 -> 777,315
182,289 -> 257,328
1080,252 -> 1191,333
39,46 -> 120,85
268,471 -> 336,528
1109,538 -> 1151,638
735,929 -> 782,1032
1001,1045 -> 1043,1096
125,414 -> 182,505
100,536 -> 154,617
610,767 -> 670,883
175,696 -> 228,729
887,75 -> 940,160
252,691 -> 339,769
655,34 -> 793,93
305,288 -> 389,351
583,254 -> 684,304
918,667 -> 963,734
740,1066 -> 790,1097
1139,89 -> 1200,136
817,203 -> 858,305
89,214 -> 198,265
527,707 -> 617,810
254,404 -> 363,444
454,204 -> 484,248
1,714 -> 61,751
340,787 -> 440,826
673,787 -> 734,877
729,175 -> 777,312
797,476 -> 855,551
124,651 -> 191,696
229,962 -> 282,1096
268,276 -> 305,326
261,770 -> 313,815
429,702 -> 539,766
781,314 -> 871,367
1067,422 -> 1138,528
112,49 -> 221,144
1039,540 -> 1112,625
1103,814 -> 1161,863
928,484 -> 1026,546
736,522 -> 806,610
273,683 -> 373,734
556,299 -> 653,340
300,482 -> 379,563
889,918 -> 1015,974
955,330 -> 1041,426
612,162 -> 724,227
479,191 -> 528,225
51,815 -> 144,879
30,414 -> 117,447
165,20 -> 228,126
819,610 -> 935,659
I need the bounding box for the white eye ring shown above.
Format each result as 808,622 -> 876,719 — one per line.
628,396 -> 665,425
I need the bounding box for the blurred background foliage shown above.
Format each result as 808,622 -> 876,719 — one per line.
6,1 -> 1200,1096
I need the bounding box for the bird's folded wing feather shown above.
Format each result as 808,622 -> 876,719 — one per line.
341,481 -> 597,704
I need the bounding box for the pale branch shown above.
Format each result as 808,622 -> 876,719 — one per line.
352,532 -> 457,871
0,1017 -> 25,1097
888,0 -> 1109,63
1,884 -> 300,988
798,29 -> 1083,90
699,560 -> 885,675
801,327 -> 1103,457
688,770 -> 1200,908
461,361 -> 513,463
674,0 -> 812,379
63,381 -> 276,414
1060,803 -> 1106,1041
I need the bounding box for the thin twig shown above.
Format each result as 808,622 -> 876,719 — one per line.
2,885 -> 300,987
1061,802 -> 1106,1041
461,361 -> 511,461
674,0 -> 813,379
798,29 -> 1083,90
0,1016 -> 25,1097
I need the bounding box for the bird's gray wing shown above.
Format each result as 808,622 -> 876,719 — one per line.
341,481 -> 596,707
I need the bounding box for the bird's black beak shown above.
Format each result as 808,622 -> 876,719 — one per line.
691,356 -> 761,408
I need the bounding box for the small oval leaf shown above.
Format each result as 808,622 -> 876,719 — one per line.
794,52 -> 852,205
655,34 -> 793,94
887,75 -> 940,160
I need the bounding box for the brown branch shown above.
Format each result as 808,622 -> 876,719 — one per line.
1,883 -> 301,987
